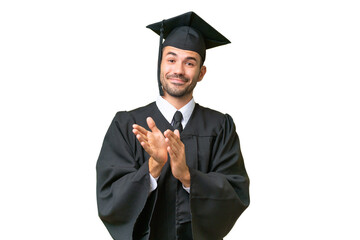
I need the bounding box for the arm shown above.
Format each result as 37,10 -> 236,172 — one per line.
132,117 -> 168,178
166,114 -> 250,239
96,112 -> 156,240
190,114 -> 250,239
164,129 -> 191,188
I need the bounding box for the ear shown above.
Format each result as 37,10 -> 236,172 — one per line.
197,65 -> 207,82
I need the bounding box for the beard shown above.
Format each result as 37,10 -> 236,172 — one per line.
160,72 -> 198,98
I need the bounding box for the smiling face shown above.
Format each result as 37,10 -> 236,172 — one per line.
160,46 -> 206,100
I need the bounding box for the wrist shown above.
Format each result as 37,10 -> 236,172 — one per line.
149,157 -> 165,178
179,167 -> 191,188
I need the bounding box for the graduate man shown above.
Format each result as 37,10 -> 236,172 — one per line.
96,12 -> 250,240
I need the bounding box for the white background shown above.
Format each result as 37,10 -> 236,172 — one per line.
1,0 -> 359,239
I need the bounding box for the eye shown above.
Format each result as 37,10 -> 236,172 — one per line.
185,62 -> 195,67
168,59 -> 175,63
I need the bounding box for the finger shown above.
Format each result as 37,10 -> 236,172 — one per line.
174,129 -> 180,138
168,144 -> 185,163
137,133 -> 149,143
167,145 -> 178,159
132,129 -> 148,142
165,137 -> 182,158
140,141 -> 153,155
147,117 -> 160,133
133,132 -> 151,153
133,124 -> 148,135
141,141 -> 150,150
165,130 -> 181,148
164,129 -> 176,139
166,129 -> 180,139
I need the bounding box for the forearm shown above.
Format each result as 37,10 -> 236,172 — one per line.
149,156 -> 191,193
97,159 -> 153,223
178,166 -> 191,188
189,168 -> 250,239
148,157 -> 166,178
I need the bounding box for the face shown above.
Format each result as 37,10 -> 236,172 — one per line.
160,46 -> 206,98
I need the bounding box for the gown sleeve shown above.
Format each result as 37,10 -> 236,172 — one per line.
189,114 -> 250,240
96,112 -> 156,240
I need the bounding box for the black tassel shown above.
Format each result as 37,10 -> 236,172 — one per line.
157,20 -> 165,96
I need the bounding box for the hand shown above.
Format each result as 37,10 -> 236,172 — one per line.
133,117 -> 168,177
164,129 -> 190,187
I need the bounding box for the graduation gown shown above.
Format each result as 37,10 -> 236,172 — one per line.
96,102 -> 250,240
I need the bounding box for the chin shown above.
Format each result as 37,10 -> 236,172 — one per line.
167,91 -> 186,98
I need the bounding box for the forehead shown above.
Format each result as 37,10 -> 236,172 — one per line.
162,46 -> 201,60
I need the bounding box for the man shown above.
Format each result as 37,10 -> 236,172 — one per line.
96,12 -> 250,240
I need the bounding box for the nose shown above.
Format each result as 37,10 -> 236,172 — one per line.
173,61 -> 185,76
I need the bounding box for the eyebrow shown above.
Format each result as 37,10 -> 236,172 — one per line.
185,56 -> 198,62
166,51 -> 178,57
165,51 -> 198,62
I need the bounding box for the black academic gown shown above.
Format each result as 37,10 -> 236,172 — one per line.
96,102 -> 250,240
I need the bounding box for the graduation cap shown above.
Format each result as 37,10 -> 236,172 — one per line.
146,11 -> 231,96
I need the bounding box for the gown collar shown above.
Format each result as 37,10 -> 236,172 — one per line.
155,96 -> 195,128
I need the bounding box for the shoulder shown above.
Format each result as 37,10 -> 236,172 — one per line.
107,102 -> 157,135
128,102 -> 156,117
196,104 -> 235,123
196,104 -> 225,119
191,104 -> 236,135
113,102 -> 156,122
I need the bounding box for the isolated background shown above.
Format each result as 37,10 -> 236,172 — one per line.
1,0 -> 359,239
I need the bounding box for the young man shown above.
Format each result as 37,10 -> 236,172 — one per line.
96,12 -> 250,240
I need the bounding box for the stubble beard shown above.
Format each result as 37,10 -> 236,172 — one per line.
160,72 -> 198,98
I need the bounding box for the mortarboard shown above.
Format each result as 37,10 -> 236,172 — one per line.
146,11 -> 231,96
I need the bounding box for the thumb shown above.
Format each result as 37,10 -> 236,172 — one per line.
174,129 -> 180,138
147,117 -> 159,132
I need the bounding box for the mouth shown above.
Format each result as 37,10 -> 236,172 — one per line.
166,74 -> 189,85
169,78 -> 187,85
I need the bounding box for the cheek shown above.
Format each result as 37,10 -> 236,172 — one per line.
188,69 -> 201,80
161,65 -> 172,75
160,61 -> 168,71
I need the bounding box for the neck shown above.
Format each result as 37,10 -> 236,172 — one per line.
162,92 -> 193,110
